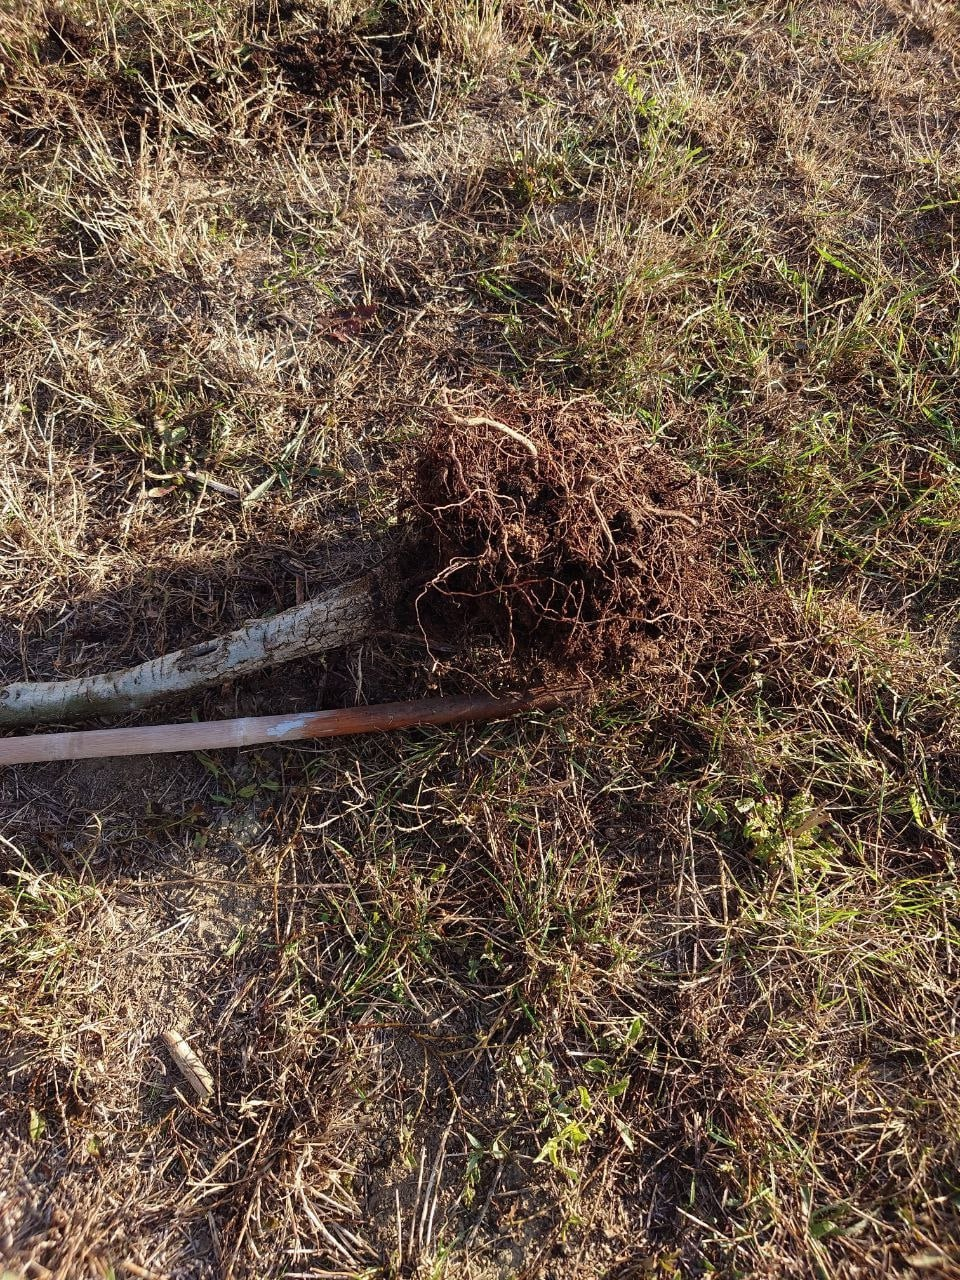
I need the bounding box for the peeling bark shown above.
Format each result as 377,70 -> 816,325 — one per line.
0,574 -> 386,726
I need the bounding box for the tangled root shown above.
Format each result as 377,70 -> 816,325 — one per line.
408,390 -> 731,694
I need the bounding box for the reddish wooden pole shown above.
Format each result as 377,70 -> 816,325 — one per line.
0,689 -> 570,765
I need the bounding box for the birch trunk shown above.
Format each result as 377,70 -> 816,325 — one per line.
0,574 -> 385,727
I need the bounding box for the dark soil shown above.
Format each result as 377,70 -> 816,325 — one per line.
37,8 -> 94,64
242,0 -> 437,119
267,12 -> 429,105
18,2 -> 437,150
407,391 -> 731,695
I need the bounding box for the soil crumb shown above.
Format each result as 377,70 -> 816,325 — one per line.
408,391 -> 730,695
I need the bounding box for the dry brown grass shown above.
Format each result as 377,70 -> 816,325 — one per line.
2,1 -> 960,1277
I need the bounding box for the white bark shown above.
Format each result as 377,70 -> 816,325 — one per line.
0,574 -> 384,726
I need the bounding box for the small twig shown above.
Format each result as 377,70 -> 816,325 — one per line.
162,1028 -> 214,1101
464,1162 -> 504,1251
588,486 -> 616,550
183,470 -> 244,499
636,499 -> 701,530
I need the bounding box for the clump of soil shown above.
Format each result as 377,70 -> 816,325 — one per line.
249,1 -> 434,111
408,392 -> 730,692
37,8 -> 94,65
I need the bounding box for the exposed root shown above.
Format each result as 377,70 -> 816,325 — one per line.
439,388 -> 539,457
409,390 -> 732,699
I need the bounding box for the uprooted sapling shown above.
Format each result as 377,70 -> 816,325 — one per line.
0,390 -> 731,732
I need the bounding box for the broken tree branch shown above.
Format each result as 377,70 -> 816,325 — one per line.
0,688 -> 569,765
0,573 -> 389,727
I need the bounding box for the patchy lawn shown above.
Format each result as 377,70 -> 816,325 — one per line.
1,1 -> 959,1276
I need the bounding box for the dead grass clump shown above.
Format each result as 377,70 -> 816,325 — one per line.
409,391 -> 729,691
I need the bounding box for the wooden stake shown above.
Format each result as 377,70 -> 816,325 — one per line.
0,689 -> 570,766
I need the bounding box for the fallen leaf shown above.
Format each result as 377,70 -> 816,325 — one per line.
317,303 -> 378,341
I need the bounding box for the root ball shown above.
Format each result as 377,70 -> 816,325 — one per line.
409,391 -> 730,694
